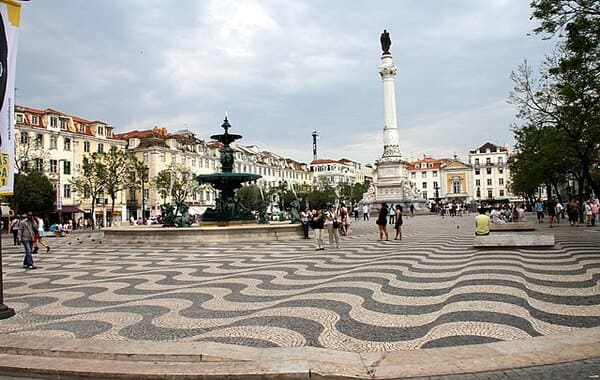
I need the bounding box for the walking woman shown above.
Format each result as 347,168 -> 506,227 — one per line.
376,203 -> 389,241
394,204 -> 403,240
33,216 -> 51,253
325,204 -> 340,248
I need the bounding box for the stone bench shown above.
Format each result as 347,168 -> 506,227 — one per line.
489,222 -> 536,231
474,233 -> 555,247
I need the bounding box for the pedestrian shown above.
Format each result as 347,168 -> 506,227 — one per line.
568,199 -> 580,227
409,204 -> 415,217
17,211 -> 38,269
585,200 -> 594,227
362,204 -> 370,221
353,206 -> 359,222
555,199 -> 564,225
10,217 -> 20,245
325,204 -> 340,248
535,199 -> 545,223
475,208 -> 490,236
339,203 -> 349,236
311,208 -> 325,250
300,207 -> 311,239
547,198 -> 557,228
388,204 -> 395,224
376,203 -> 389,241
33,216 -> 51,253
394,204 -> 403,240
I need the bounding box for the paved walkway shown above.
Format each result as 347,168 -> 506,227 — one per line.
0,214 -> 598,378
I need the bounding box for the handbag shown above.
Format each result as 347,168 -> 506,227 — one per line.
333,220 -> 339,229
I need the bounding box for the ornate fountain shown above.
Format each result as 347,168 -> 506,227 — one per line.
196,117 -> 262,224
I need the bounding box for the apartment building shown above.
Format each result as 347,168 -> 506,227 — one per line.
407,156 -> 449,202
468,142 -> 513,203
14,105 -> 126,223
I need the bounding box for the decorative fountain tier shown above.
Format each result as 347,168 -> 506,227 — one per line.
196,117 -> 261,223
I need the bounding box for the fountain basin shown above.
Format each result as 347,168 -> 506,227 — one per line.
103,223 -> 303,245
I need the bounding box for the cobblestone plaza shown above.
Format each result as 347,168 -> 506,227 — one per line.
0,215 -> 598,378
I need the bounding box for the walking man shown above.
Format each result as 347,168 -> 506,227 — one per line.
362,204 -> 370,221
18,211 -> 38,269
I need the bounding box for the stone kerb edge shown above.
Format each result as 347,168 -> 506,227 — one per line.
0,327 -> 598,379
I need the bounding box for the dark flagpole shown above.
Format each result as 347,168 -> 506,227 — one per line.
0,207 -> 15,319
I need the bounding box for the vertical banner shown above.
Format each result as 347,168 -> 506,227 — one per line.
0,0 -> 20,196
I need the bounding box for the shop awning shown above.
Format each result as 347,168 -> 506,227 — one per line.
56,206 -> 85,213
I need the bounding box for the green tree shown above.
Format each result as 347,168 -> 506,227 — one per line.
510,1 -> 600,200
152,164 -> 199,203
236,185 -> 263,210
71,153 -> 108,229
103,146 -> 135,226
10,171 -> 56,216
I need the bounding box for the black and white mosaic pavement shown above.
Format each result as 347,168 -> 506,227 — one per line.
1,215 -> 599,352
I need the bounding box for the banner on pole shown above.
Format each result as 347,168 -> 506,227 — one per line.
0,0 -> 20,196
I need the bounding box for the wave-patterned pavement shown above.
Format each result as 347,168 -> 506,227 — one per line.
1,215 -> 599,353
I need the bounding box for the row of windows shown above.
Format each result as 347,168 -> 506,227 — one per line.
410,170 -> 438,179
475,178 -> 505,186
20,132 -> 112,153
475,189 -> 506,198
473,157 -> 504,165
475,167 -> 504,175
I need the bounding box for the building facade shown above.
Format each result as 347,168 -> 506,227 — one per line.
468,142 -> 514,204
407,156 -> 449,202
14,105 -> 126,224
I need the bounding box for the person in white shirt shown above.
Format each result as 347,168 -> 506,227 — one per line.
33,216 -> 51,253
362,204 -> 370,221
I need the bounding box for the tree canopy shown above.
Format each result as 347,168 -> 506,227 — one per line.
10,171 -> 55,216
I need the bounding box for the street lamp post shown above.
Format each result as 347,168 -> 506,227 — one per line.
433,183 -> 440,212
141,166 -> 149,225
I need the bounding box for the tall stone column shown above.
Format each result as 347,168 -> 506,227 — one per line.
378,54 -> 401,161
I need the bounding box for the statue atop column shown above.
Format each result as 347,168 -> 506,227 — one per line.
380,29 -> 391,55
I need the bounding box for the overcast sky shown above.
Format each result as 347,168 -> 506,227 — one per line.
15,0 -> 555,165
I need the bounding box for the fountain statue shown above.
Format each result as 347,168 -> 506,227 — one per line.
196,117 -> 262,224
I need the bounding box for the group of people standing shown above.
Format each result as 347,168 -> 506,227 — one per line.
535,197 -> 599,227
375,203 -> 403,241
301,204 -> 346,250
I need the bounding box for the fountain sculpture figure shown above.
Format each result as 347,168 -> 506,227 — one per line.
196,117 -> 262,224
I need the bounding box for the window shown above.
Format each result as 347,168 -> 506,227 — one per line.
191,158 -> 196,167
499,178 -> 504,185
79,124 -> 85,133
97,143 -> 104,153
171,153 -> 176,163
486,167 -> 492,175
499,167 -> 504,174
63,184 -> 71,198
97,126 -> 104,135
421,171 -> 427,178
486,157 -> 491,165
35,134 -> 43,147
475,169 -> 480,175
50,136 -> 58,149
487,178 -> 492,186
432,170 -> 438,177
20,132 -> 28,144
60,119 -> 67,130
498,157 -> 504,164
50,116 -> 58,127
476,179 -> 481,186
475,158 -> 480,165
31,115 -> 39,125
487,190 -> 493,199
422,191 -> 427,199
49,159 -> 58,174
35,158 -> 44,172
499,189 -> 505,197
64,138 -> 71,151
143,152 -> 149,163
63,161 -> 71,175
160,153 -> 165,162
83,141 -> 90,152
422,182 -> 427,189
410,172 -> 416,179
476,188 -> 481,198
452,178 -> 461,193
16,114 -> 23,123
